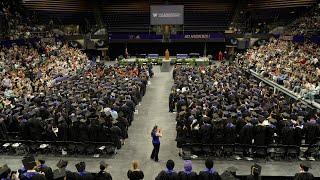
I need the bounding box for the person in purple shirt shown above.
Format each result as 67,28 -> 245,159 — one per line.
150,125 -> 162,162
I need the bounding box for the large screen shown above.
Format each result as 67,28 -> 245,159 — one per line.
150,5 -> 184,25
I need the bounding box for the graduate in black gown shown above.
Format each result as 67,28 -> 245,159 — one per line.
294,161 -> 314,180
155,160 -> 178,180
19,156 -> 46,180
177,160 -> 197,180
198,159 -> 221,180
36,160 -> 53,180
75,162 -> 94,180
96,161 -> 112,180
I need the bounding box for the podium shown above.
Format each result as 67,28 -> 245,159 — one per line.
161,49 -> 171,72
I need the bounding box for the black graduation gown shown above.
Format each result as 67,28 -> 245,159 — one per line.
69,123 -> 80,142
253,125 -> 267,146
127,170 -> 144,180
78,122 -> 89,141
198,171 -> 221,180
220,171 -> 239,180
20,172 -> 47,180
239,124 -> 253,145
37,165 -> 53,180
294,172 -> 314,180
75,172 -> 94,180
304,123 -> 320,145
155,170 -> 179,180
96,171 -> 112,180
177,171 -> 198,180
200,123 -> 212,144
224,125 -> 237,144
281,127 -> 296,145
57,122 -> 68,141
169,93 -> 176,111
0,121 -> 8,140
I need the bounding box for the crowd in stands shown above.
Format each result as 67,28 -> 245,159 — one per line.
285,4 -> 320,36
0,156 -> 315,180
170,64 -> 319,159
238,39 -> 320,100
0,0 -> 52,40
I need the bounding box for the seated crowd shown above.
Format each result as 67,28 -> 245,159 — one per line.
0,156 -> 314,180
0,0 -> 52,40
170,64 -> 320,159
284,4 -> 320,36
0,41 -> 152,152
238,39 -> 320,100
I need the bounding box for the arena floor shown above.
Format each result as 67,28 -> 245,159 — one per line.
1,67 -> 320,180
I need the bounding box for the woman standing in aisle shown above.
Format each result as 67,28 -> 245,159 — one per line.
150,125 -> 162,162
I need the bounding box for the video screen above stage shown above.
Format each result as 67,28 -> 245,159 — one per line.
150,5 -> 184,25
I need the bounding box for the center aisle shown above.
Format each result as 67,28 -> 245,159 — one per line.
108,67 -> 177,179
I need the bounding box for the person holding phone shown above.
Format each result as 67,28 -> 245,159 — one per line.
150,125 -> 162,162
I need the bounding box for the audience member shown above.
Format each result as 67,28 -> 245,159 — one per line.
127,160 -> 144,180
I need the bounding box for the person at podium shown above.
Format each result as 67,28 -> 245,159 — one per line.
165,49 -> 170,60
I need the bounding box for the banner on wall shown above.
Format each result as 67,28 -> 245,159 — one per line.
150,5 -> 184,25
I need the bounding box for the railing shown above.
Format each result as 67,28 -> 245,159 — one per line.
249,69 -> 320,110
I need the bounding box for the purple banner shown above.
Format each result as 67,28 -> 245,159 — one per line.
170,32 -> 225,41
109,32 -> 225,42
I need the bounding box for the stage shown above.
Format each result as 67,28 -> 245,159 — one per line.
119,56 -> 210,66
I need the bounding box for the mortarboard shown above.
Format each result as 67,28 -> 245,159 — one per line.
300,161 -> 312,169
75,162 -> 86,172
22,156 -> 36,169
56,160 -> 68,168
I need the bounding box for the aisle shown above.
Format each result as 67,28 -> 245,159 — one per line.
109,67 -> 178,179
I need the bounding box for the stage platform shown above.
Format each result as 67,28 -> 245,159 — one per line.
120,56 -> 210,65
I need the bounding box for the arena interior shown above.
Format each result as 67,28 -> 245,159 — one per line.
0,0 -> 320,179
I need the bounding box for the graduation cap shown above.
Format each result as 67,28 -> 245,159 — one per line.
0,164 -> 10,177
22,156 -> 36,169
53,169 -> 66,180
56,160 -> 68,169
75,162 -> 86,172
251,163 -> 261,175
300,161 -> 312,169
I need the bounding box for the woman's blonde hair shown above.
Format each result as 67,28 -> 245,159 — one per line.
132,160 -> 140,170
